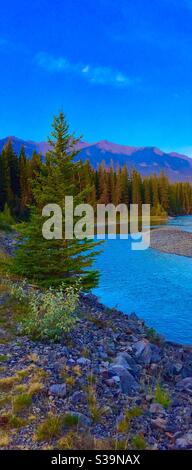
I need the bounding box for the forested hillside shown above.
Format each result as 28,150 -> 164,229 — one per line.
0,138 -> 192,219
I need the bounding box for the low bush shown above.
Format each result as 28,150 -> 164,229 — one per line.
9,280 -> 80,341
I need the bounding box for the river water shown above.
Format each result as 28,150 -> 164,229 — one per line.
92,216 -> 192,344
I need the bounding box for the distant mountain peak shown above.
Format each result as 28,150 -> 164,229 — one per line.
0,135 -> 191,182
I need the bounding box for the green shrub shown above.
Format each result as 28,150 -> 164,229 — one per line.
9,281 -> 79,341
146,327 -> 161,343
9,279 -> 29,303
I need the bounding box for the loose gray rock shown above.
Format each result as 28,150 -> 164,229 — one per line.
70,391 -> 87,404
108,365 -> 139,395
151,417 -> 168,430
134,340 -> 161,365
176,377 -> 192,394
49,383 -> 66,398
175,432 -> 192,449
77,357 -> 91,366
113,352 -> 139,376
149,403 -> 166,415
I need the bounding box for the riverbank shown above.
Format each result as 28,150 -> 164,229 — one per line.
0,287 -> 192,450
0,230 -> 192,450
150,227 -> 192,257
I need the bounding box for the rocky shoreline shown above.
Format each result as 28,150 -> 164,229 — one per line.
0,230 -> 192,450
0,290 -> 192,450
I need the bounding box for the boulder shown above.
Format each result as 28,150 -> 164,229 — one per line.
113,352 -> 138,375
163,362 -> 183,378
134,340 -> 161,365
108,365 -> 139,395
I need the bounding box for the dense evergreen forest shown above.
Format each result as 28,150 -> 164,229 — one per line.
0,137 -> 192,219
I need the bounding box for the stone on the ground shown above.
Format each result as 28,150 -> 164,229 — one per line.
49,383 -> 66,397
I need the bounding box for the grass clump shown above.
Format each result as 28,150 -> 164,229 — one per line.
63,413 -> 79,427
8,415 -> 26,429
0,395 -> 11,409
154,384 -> 171,408
0,375 -> 19,392
0,355 -> 9,363
35,409 -> 97,443
87,385 -> 107,423
58,432 -> 113,450
28,382 -> 44,396
132,434 -> 147,450
66,376 -> 76,387
113,439 -> 128,450
0,432 -> 10,447
117,407 -> 142,433
12,393 -> 32,413
34,415 -> 64,442
0,413 -> 26,429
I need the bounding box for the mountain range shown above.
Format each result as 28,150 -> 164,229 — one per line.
0,136 -> 192,182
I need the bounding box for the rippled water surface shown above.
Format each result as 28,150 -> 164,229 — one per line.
93,216 -> 192,344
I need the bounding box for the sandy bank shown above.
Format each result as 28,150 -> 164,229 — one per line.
150,227 -> 192,257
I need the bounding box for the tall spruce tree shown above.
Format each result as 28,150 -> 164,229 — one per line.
11,112 -> 100,289
19,146 -> 29,215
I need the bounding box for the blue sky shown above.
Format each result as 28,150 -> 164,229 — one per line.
0,0 -> 192,155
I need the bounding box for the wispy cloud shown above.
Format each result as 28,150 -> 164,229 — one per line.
35,52 -> 134,88
81,64 -> 132,86
35,52 -> 69,72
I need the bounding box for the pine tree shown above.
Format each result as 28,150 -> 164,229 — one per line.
0,152 -> 5,211
11,112 -> 100,290
108,163 -> 116,204
131,170 -> 142,211
19,146 -> 29,215
98,161 -> 110,203
151,174 -> 160,210
159,171 -> 169,212
143,177 -> 151,205
120,165 -> 129,205
114,167 -> 123,205
0,143 -> 12,209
